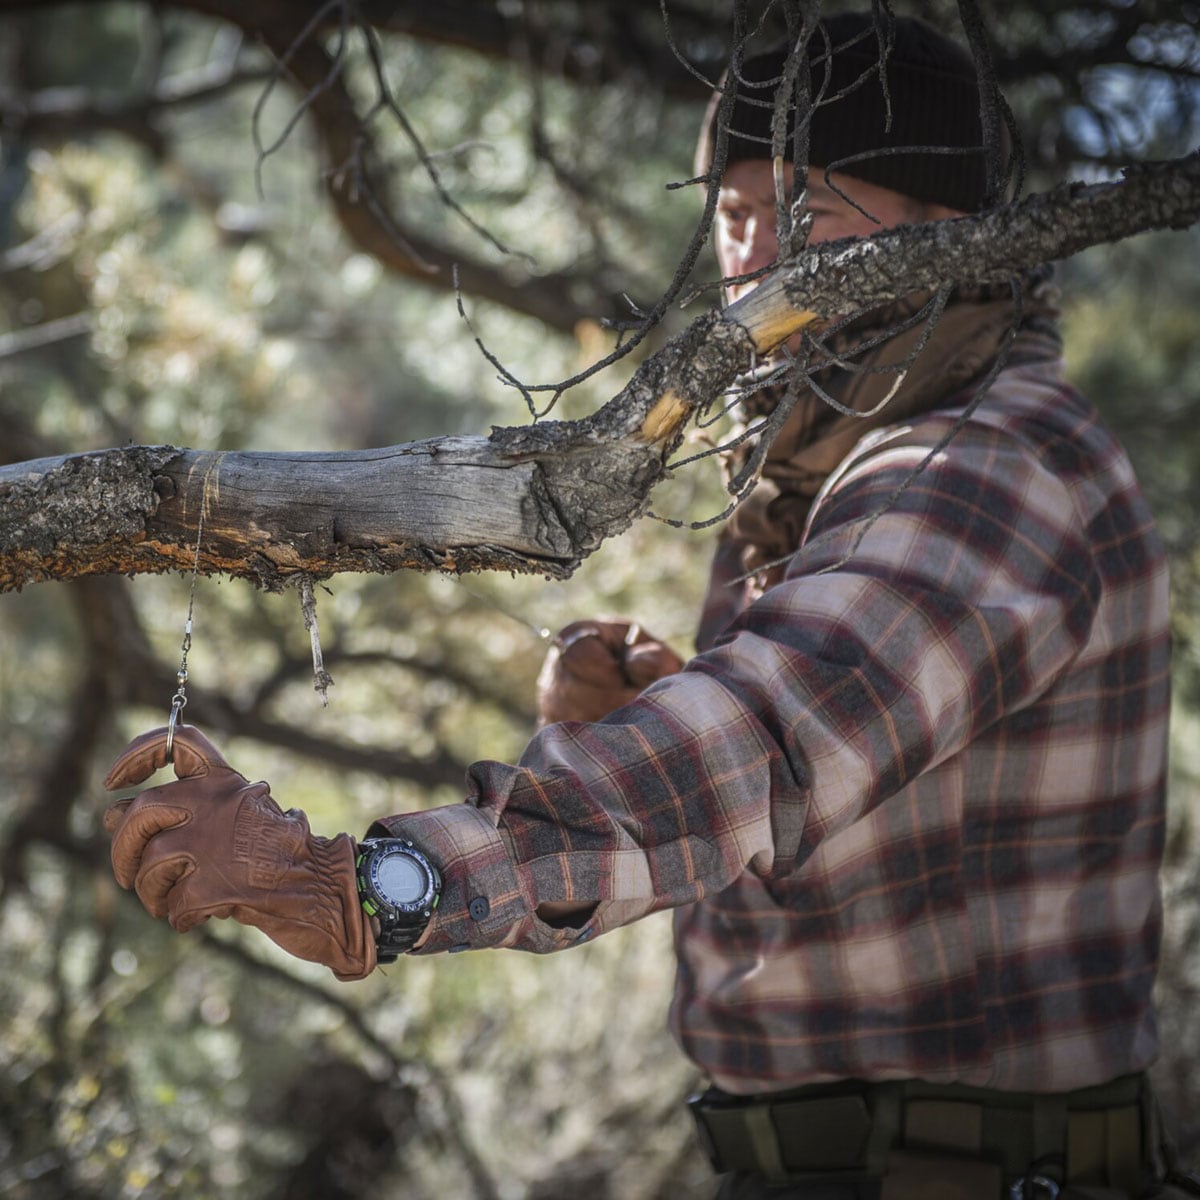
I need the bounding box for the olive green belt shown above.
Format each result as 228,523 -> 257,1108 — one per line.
688,1072 -> 1166,1195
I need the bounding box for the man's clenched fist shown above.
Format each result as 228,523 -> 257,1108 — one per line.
536,619 -> 684,726
103,724 -> 375,981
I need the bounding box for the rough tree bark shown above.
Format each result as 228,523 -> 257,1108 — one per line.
2,152 -> 1197,594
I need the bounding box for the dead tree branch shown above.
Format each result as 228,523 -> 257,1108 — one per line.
2,151 -> 1198,594
731,152 -> 1200,344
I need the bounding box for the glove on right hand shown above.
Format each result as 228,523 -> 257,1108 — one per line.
535,619 -> 684,726
103,724 -> 375,981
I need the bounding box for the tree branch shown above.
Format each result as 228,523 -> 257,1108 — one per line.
2,154 -> 1198,593
729,153 -> 1200,343
0,55 -> 272,157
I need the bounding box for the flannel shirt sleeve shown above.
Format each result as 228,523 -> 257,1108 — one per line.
372,417 -> 1100,956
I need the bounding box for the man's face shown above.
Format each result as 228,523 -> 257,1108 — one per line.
714,160 -> 952,303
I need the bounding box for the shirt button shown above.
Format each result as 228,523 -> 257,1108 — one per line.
468,896 -> 490,921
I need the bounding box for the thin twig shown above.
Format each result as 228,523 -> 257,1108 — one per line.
251,0 -> 351,201
356,13 -> 532,265
956,0 -> 1019,205
297,575 -> 335,706
456,0 -> 755,416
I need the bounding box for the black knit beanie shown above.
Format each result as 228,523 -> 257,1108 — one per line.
695,14 -> 990,213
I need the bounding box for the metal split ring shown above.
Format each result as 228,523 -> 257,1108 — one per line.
165,695 -> 186,763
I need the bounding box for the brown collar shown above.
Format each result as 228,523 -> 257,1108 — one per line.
721,274 -> 1062,580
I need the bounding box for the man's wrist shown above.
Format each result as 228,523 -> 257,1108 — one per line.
364,805 -> 528,955
355,837 -> 442,961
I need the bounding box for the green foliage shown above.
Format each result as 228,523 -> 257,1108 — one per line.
1060,231 -> 1200,1157
1063,228 -> 1200,709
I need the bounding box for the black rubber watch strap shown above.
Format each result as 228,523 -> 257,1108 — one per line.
375,923 -> 425,962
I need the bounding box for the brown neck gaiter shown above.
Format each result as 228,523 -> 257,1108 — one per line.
722,276 -> 1062,581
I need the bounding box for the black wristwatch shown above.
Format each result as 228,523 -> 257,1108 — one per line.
355,838 -> 442,961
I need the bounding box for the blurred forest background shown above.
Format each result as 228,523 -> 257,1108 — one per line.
1,2 -> 1199,1197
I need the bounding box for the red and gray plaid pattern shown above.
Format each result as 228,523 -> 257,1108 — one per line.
378,356 -> 1168,1094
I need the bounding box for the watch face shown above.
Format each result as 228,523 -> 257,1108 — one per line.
362,842 -> 437,916
376,852 -> 427,905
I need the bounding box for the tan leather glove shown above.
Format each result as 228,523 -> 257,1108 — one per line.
103,724 -> 375,981
535,618 -> 684,727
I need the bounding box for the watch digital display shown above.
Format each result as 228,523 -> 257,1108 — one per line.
377,852 -> 426,904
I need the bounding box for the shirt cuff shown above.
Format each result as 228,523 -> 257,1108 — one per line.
366,803 -> 596,954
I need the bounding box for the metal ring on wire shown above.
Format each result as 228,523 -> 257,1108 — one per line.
165,694 -> 187,762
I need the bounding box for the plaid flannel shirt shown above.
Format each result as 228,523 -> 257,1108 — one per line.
375,354 -> 1169,1094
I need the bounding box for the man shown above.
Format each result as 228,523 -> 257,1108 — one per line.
103,14 -> 1180,1199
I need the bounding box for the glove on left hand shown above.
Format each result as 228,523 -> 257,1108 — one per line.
103,724 -> 375,981
535,619 -> 684,727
